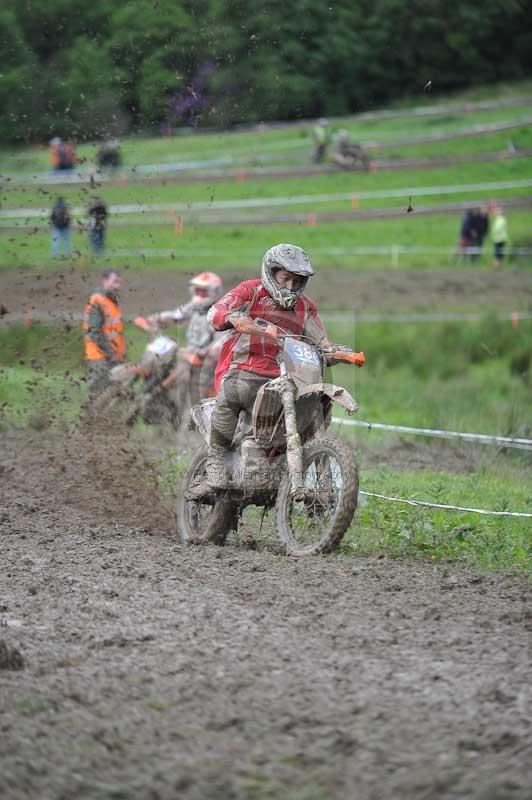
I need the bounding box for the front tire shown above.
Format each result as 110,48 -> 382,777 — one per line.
177,445 -> 234,546
275,436 -> 358,556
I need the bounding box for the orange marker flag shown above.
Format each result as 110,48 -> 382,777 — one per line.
307,213 -> 317,227
235,169 -> 247,183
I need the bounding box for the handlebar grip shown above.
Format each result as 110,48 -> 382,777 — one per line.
330,350 -> 365,367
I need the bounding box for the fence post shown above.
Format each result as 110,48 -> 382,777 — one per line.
391,244 -> 399,268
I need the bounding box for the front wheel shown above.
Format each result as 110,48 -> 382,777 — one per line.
177,445 -> 235,546
275,435 -> 358,556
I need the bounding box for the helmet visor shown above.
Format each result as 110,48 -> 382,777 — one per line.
271,268 -> 305,291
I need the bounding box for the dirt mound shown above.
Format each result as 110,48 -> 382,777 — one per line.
0,421 -> 175,535
0,641 -> 25,671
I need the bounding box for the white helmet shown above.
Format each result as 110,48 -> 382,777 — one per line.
261,244 -> 314,310
189,271 -> 223,308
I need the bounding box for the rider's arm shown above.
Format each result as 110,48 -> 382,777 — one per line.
207,281 -> 258,331
303,303 -> 361,366
86,302 -> 115,361
155,302 -> 193,327
303,302 -> 332,349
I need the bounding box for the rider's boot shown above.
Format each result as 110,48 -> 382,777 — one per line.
204,445 -> 229,490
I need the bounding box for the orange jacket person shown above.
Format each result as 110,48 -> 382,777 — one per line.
82,268 -> 125,393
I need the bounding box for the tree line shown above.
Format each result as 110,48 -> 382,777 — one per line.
1,0 -> 531,143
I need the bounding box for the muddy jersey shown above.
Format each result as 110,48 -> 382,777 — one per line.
208,279 -> 329,390
167,301 -> 216,352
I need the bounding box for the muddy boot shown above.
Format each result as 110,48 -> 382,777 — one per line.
204,445 -> 229,491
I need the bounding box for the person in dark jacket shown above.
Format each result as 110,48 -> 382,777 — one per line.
50,197 -> 72,258
453,209 -> 475,264
470,205 -> 490,262
88,197 -> 108,256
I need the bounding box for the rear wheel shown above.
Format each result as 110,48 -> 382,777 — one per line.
177,445 -> 234,546
275,435 -> 358,556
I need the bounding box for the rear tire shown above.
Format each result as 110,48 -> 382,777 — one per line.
177,445 -> 234,546
275,435 -> 358,556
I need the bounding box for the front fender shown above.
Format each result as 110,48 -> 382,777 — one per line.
298,382 -> 358,414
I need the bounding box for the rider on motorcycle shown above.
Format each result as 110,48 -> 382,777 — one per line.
148,271 -> 226,397
204,244 -> 333,489
148,271 -> 224,352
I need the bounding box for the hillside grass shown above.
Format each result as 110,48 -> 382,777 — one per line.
1,78 -> 531,174
2,210 -> 532,274
2,79 -> 531,275
3,155 -> 532,211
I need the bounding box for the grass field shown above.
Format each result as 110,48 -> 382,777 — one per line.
1,78 -> 532,174
3,146 -> 532,212
2,88 -> 531,274
2,209 -> 532,273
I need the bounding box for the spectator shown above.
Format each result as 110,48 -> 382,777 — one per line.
88,197 -> 108,256
492,207 -> 509,268
453,208 -> 475,264
53,140 -> 76,171
312,118 -> 331,164
470,205 -> 490,262
82,268 -> 125,394
97,139 -> 122,170
49,137 -> 62,170
50,197 -> 72,259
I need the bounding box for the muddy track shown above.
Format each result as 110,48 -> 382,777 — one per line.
1,426 -> 531,800
2,266 -> 532,323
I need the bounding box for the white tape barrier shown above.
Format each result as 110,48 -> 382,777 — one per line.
3,309 -> 532,329
322,310 -> 532,323
359,491 -> 532,518
2,177 -> 532,220
332,417 -> 532,451
105,246 -> 532,260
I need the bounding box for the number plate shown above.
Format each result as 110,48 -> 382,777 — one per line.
285,338 -> 321,367
146,336 -> 176,356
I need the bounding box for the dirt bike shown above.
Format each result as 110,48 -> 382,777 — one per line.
178,319 -> 365,556
332,143 -> 370,171
97,317 -> 221,430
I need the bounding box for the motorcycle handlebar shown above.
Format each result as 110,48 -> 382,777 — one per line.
326,350 -> 365,367
232,317 -> 366,366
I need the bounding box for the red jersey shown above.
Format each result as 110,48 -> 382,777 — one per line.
209,279 -> 328,390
